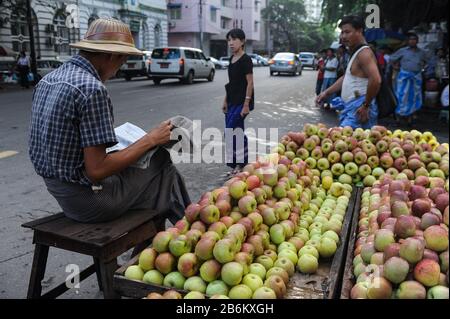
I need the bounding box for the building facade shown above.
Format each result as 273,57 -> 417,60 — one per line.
167,0 -> 266,58
303,0 -> 322,23
0,0 -> 168,59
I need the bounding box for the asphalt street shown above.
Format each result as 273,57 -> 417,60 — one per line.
0,67 -> 448,298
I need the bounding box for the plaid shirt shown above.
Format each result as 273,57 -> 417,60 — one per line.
29,55 -> 117,186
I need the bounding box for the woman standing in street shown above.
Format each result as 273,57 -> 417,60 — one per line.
222,28 -> 254,175
16,51 -> 30,89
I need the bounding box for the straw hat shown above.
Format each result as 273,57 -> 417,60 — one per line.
70,18 -> 143,55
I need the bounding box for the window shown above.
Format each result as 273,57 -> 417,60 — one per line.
193,51 -> 203,60
152,48 -> 181,59
240,0 -> 243,9
53,11 -> 77,55
10,8 -> 39,54
184,50 -> 195,59
154,25 -> 162,47
254,21 -> 259,32
221,17 -> 229,29
210,8 -> 217,22
241,20 -> 243,29
169,7 -> 182,20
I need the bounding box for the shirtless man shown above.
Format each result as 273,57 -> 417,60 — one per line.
316,16 -> 381,128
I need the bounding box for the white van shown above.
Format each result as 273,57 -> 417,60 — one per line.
148,47 -> 215,85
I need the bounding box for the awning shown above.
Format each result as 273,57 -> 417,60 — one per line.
0,45 -> 17,57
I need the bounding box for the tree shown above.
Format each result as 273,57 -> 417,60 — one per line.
263,0 -> 308,52
263,0 -> 336,53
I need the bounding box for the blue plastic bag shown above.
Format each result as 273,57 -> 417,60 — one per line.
27,72 -> 34,82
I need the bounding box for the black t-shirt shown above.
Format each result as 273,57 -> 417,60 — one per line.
226,54 -> 254,109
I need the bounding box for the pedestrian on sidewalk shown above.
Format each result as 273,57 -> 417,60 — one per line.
222,28 -> 254,175
390,32 -> 428,126
316,15 -> 382,129
315,49 -> 326,96
16,51 -> 30,89
320,48 -> 339,108
29,18 -> 191,223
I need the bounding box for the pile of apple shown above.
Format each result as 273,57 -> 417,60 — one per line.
350,175 -> 449,299
124,152 -> 352,299
281,124 -> 449,188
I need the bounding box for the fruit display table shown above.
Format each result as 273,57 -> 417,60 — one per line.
112,125 -> 448,300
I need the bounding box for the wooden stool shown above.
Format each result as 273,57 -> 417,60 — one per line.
22,209 -> 164,299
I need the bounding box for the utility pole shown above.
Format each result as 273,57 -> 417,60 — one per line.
26,0 -> 37,82
199,0 -> 204,51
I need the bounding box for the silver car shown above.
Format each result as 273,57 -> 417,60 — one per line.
299,52 -> 317,70
269,52 -> 302,76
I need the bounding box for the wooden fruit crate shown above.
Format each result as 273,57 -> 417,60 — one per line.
113,187 -> 362,299
339,187 -> 364,299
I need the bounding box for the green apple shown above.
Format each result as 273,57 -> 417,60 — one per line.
297,254 -> 319,274
143,269 -> 164,285
228,284 -> 253,299
184,276 -> 207,293
242,273 -> 264,292
206,280 -> 229,296
125,265 -> 144,281
249,263 -> 267,280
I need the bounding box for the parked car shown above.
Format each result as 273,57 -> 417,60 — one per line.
36,58 -> 63,80
210,57 -> 227,69
269,52 -> 302,76
299,52 -> 317,70
219,56 -> 230,68
120,50 -> 152,81
148,47 -> 215,85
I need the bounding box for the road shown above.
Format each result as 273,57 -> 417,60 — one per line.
0,66 -> 447,298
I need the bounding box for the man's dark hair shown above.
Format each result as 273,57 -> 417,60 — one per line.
226,28 -> 246,41
407,32 -> 419,40
339,15 -> 365,32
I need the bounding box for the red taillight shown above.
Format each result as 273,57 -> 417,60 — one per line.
288,60 -> 294,65
179,58 -> 185,65
269,59 -> 275,65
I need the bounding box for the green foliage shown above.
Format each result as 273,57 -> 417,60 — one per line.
263,0 -> 337,54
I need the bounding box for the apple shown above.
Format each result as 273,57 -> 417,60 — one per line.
184,291 -> 205,299
366,276 -> 392,299
163,271 -> 186,290
394,215 -> 416,239
242,273 -> 264,292
246,175 -> 261,190
367,155 -> 380,169
191,221 -> 207,233
440,251 -> 449,272
414,259 -> 441,287
152,231 -> 173,253
331,163 -> 345,176
395,281 -> 426,299
206,280 -> 229,296
249,263 -> 267,280
143,269 -> 164,285
229,180 -> 248,199
345,162 -> 359,176
200,205 -> 220,225
383,256 -> 410,284
146,292 -> 164,299
399,237 -> 425,264
155,252 -> 176,274
238,217 -> 255,237
350,282 -> 369,299
252,286 -> 277,299
297,254 -> 318,274
274,257 -> 295,277
169,235 -> 192,257
184,276 -> 207,293
318,237 -> 338,258
177,253 -> 199,278
124,265 -> 144,281
213,238 -> 236,264
138,248 -> 157,271
391,201 -> 410,218
424,225 -> 448,252
185,203 -> 202,223
427,285 -> 449,299
199,259 -> 221,282
263,249 -> 278,262
201,231 -> 221,242
216,200 -> 232,217
247,235 -> 264,256
221,261 -> 244,286
264,275 -> 286,299
255,255 -> 274,271
263,168 -> 279,187
420,213 -> 441,230
328,151 -> 341,164
238,195 -> 257,215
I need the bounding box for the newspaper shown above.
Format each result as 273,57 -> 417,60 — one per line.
106,116 -> 195,169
